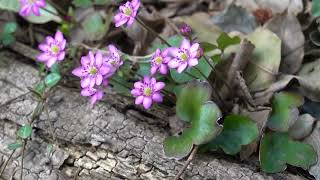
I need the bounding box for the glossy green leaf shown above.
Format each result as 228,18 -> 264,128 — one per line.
164,102 -> 222,159
3,22 -> 17,34
72,0 -> 92,7
201,115 -> 258,155
260,132 -> 317,173
216,32 -> 241,52
150,35 -> 183,52
45,73 -> 61,88
8,140 -> 22,150
176,80 -> 211,122
18,124 -> 32,139
312,0 -> 320,17
267,92 -> 304,132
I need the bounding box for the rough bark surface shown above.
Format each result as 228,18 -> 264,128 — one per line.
0,51 -> 306,180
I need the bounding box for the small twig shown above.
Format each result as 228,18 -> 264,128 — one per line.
0,150 -> 15,177
174,146 -> 199,180
73,167 -> 82,180
20,140 -> 27,180
136,16 -> 171,47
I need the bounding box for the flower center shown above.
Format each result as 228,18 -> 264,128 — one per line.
143,87 -> 152,96
155,56 -> 163,65
124,8 -> 132,16
180,53 -> 188,61
89,67 -> 98,75
51,45 -> 60,54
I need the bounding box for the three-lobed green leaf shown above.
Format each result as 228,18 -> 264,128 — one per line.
312,0 -> 320,17
260,132 -> 317,173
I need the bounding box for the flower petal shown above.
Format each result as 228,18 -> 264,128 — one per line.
57,51 -> 65,61
143,97 -> 152,109
38,44 -> 49,52
96,74 -> 103,85
143,76 -> 151,84
159,64 -> 168,74
168,59 -> 180,68
188,58 -> 198,67
154,82 -> 165,91
32,6 -> 40,16
152,93 -> 163,102
131,89 -> 141,96
35,0 -> 46,7
134,81 -> 143,89
81,88 -> 95,96
95,51 -> 103,67
190,43 -> 200,53
37,53 -> 50,62
81,77 -> 91,88
135,96 -> 144,105
177,63 -> 188,73
46,57 -> 57,68
180,39 -> 191,50
55,31 -> 64,42
150,66 -> 158,75
72,67 -> 87,77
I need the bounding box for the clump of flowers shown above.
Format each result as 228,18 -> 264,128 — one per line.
150,48 -> 171,75
72,45 -> 123,105
168,39 -> 200,73
37,31 -> 67,68
131,76 -> 165,109
114,0 -> 140,27
19,0 -> 46,17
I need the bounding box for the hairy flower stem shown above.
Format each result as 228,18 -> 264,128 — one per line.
203,56 -> 232,92
174,145 -> 198,180
135,16 -> 171,47
20,140 -> 26,180
0,150 -> 15,177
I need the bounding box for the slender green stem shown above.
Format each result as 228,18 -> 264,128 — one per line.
135,16 -> 171,47
0,150 -> 15,177
109,78 -> 131,90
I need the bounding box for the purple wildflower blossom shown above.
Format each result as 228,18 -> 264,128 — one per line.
103,44 -> 123,77
150,48 -> 170,75
19,0 -> 46,17
114,0 -> 140,27
131,76 -> 165,109
81,88 -> 104,105
179,23 -> 192,37
37,31 -> 66,68
168,39 -> 200,73
72,51 -> 112,88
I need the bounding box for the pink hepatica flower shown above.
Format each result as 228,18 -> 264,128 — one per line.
37,31 -> 66,68
150,48 -> 170,75
114,0 -> 140,27
103,45 -> 123,77
19,0 -> 46,17
72,51 -> 111,88
81,88 -> 104,105
131,76 -> 165,109
168,39 -> 200,73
